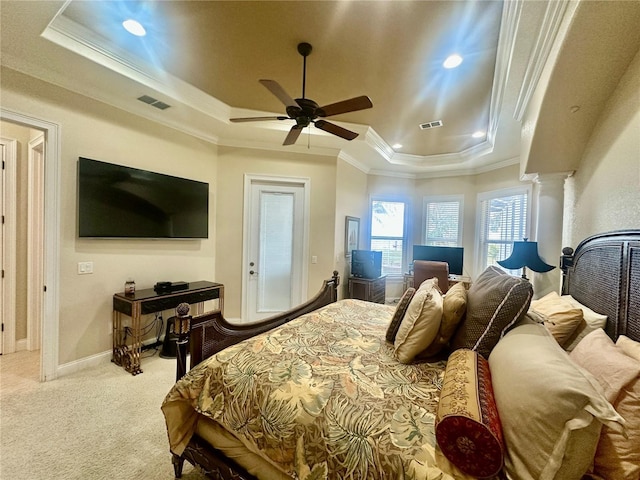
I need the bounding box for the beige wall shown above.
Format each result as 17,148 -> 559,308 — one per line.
1,64 -> 559,369
215,146 -> 338,318
2,68 -> 218,364
565,47 -> 640,247
335,159 -> 369,298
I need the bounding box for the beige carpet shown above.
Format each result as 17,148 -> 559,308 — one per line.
0,349 -> 207,480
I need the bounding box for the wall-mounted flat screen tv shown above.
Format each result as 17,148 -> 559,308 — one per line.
412,245 -> 464,276
78,157 -> 209,238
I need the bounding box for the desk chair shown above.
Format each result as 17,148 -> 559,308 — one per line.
413,260 -> 449,294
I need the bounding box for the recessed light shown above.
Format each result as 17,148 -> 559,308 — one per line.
392,143 -> 403,150
122,19 -> 146,37
472,131 -> 485,138
443,54 -> 463,69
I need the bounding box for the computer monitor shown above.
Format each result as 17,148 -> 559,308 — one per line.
412,245 -> 464,276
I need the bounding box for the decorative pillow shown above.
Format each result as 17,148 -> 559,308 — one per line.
394,279 -> 443,364
570,329 -> 639,402
570,330 -> 640,480
488,323 -> 626,480
436,349 -> 504,479
595,377 -> 640,480
561,295 -> 608,351
385,287 -> 416,343
420,282 -> 468,357
617,335 -> 640,362
451,266 -> 532,359
529,291 -> 584,346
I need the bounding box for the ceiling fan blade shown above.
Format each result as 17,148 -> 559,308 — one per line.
317,96 -> 373,117
283,125 -> 304,145
259,79 -> 297,108
314,120 -> 359,140
230,116 -> 289,123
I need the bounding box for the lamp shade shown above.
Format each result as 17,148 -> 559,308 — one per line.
497,239 -> 555,273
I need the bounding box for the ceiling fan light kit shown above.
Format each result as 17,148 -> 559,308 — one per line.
230,42 -> 373,146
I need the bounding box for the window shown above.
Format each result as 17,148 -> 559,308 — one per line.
477,187 -> 530,275
370,199 -> 406,275
423,195 -> 463,246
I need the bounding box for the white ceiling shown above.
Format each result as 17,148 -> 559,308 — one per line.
1,1 -> 638,177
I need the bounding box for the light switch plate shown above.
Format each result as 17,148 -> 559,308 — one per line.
78,261 -> 94,274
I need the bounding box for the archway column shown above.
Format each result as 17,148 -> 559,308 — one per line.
531,172 -> 572,297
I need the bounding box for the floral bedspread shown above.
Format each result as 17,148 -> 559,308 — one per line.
162,299 -> 455,480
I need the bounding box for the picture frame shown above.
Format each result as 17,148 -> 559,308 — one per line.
345,216 -> 360,257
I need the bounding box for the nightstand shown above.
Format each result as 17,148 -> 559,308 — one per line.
348,276 -> 386,304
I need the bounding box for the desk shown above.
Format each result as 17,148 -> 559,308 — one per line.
112,281 -> 223,375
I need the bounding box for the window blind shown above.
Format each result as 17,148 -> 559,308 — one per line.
424,199 -> 461,246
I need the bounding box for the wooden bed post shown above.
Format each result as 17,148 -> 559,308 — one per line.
174,303 -> 192,382
559,246 -> 574,295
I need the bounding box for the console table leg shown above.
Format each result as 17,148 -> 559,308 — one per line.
172,454 -> 185,478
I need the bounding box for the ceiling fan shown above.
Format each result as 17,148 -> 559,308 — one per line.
230,42 -> 373,146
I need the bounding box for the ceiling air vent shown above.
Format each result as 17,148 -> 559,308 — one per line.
419,120 -> 443,130
137,95 -> 171,110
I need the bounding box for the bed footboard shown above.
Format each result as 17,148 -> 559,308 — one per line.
186,271 -> 339,372
173,435 -> 255,480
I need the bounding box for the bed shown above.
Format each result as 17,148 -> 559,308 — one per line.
162,230 -> 640,480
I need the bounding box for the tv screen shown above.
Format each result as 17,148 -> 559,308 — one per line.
412,245 -> 464,276
78,157 -> 209,238
351,250 -> 382,278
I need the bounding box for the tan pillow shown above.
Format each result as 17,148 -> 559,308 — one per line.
570,329 -> 640,480
394,279 -> 443,364
617,335 -> 640,362
529,292 -> 584,346
561,295 -> 608,351
488,323 -> 625,480
420,282 -> 467,357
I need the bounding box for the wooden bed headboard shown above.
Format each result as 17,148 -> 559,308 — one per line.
560,229 -> 640,342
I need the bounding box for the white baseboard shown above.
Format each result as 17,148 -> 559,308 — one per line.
15,338 -> 28,351
57,349 -> 112,378
56,338 -> 161,378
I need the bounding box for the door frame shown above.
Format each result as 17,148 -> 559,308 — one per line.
27,134 -> 45,351
0,108 -> 61,382
242,174 -> 310,322
0,137 -> 17,355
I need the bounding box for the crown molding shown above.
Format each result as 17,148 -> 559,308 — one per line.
42,10 -> 231,122
514,0 -> 570,121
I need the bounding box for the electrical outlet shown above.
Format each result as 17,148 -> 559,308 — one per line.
311,256 -> 318,264
77,261 -> 94,274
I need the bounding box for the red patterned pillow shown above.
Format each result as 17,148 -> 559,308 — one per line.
436,348 -> 504,478
385,287 -> 416,342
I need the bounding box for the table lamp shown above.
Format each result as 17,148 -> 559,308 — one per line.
497,238 -> 555,280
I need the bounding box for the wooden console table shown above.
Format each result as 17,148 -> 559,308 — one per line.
112,281 -> 224,375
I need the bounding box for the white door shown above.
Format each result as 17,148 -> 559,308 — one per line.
0,142 -> 5,354
0,138 -> 17,356
243,176 -> 309,323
